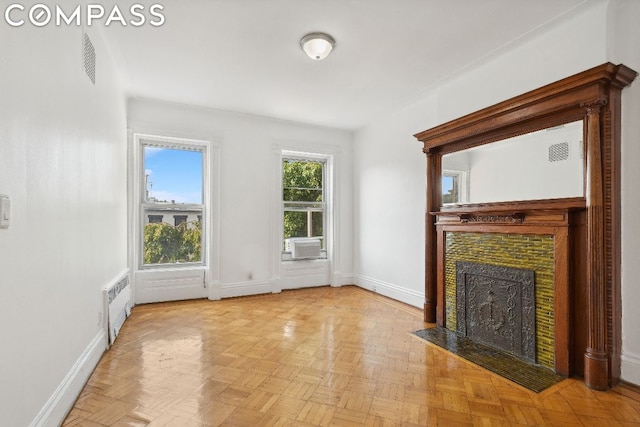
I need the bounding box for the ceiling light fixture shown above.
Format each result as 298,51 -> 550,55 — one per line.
300,32 -> 336,61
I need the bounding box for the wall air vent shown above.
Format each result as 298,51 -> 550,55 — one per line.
548,142 -> 569,162
83,32 -> 96,85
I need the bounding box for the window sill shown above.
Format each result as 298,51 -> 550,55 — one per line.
138,263 -> 205,273
281,252 -> 328,263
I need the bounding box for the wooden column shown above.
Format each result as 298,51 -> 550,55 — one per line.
424,149 -> 440,323
414,63 -> 637,388
583,101 -> 609,390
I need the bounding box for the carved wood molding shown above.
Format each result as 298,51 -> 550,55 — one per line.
415,63 -> 637,154
459,213 -> 524,224
415,63 -> 637,390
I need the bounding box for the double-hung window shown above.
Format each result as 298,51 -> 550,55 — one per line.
141,142 -> 205,266
282,155 -> 327,260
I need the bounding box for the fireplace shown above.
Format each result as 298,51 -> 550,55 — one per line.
444,231 -> 557,370
456,261 -> 536,362
415,63 -> 638,389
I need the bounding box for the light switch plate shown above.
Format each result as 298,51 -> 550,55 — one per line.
0,194 -> 10,229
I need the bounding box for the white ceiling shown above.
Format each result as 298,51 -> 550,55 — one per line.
103,0 -> 588,131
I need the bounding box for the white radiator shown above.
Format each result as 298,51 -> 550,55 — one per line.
285,238 -> 322,259
103,269 -> 131,348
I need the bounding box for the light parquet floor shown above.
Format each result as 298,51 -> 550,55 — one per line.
63,285 -> 640,426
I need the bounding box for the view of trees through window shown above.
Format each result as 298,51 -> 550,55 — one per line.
144,220 -> 202,264
282,158 -> 325,250
142,145 -> 204,265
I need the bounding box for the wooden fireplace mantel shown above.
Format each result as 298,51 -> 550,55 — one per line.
434,199 -> 585,377
414,63 -> 637,390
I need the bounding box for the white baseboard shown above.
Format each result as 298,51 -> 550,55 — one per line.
279,275 -> 330,290
335,273 -> 354,286
218,274 -> 355,299
621,350 -> 640,386
220,280 -> 274,299
30,331 -> 106,427
354,274 -> 424,308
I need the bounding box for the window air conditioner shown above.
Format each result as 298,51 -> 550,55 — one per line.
285,238 -> 322,260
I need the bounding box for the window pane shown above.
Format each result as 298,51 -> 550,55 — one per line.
442,175 -> 459,204
311,211 -> 324,247
142,145 -> 204,266
282,156 -> 326,258
148,215 -> 163,223
283,188 -> 322,202
143,211 -> 202,264
283,211 -> 324,248
144,146 -> 203,204
283,160 -> 323,202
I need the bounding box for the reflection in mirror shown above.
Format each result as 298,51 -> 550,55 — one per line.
441,120 -> 584,205
442,170 -> 468,204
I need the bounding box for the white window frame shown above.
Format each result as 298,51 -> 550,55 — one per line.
281,154 -> 328,261
133,134 -> 210,270
442,169 -> 469,205
278,150 -> 335,262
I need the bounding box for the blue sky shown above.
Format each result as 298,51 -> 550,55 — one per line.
144,147 -> 203,204
442,175 -> 454,195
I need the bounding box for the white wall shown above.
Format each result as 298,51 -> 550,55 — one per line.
353,0 -> 640,385
353,94 -> 437,307
608,0 -> 640,386
1,6 -> 636,426
128,99 -> 354,297
0,21 -> 127,427
461,122 -> 584,203
434,0 -> 607,124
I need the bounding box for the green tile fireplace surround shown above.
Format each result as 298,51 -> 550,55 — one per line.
416,63 -> 638,389
444,231 -> 555,370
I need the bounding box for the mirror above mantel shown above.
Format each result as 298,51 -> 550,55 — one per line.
414,63 -> 637,391
442,120 -> 584,205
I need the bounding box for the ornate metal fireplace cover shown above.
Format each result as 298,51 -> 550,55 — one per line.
456,261 -> 536,362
